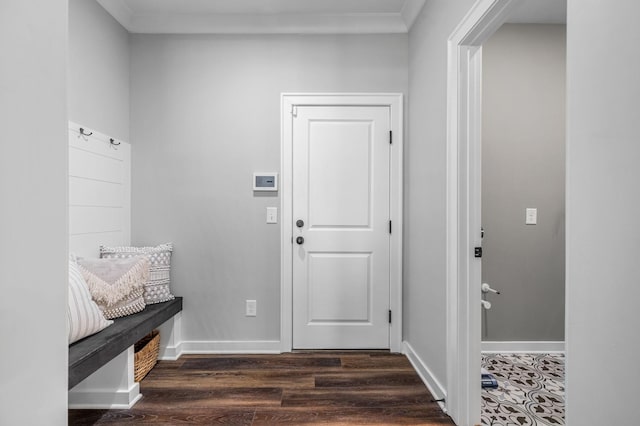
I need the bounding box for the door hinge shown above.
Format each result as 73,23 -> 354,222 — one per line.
291,105 -> 298,117
388,310 -> 392,324
389,220 -> 392,234
474,247 -> 483,258
389,130 -> 393,144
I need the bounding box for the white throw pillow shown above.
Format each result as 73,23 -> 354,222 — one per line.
77,257 -> 149,320
68,260 -> 113,344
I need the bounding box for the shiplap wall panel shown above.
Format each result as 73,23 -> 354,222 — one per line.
69,177 -> 123,207
69,131 -> 124,161
68,122 -> 130,258
69,148 -> 123,183
70,232 -> 125,259
69,206 -> 124,235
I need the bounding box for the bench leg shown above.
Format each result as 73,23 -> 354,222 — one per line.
158,311 -> 182,360
68,347 -> 141,409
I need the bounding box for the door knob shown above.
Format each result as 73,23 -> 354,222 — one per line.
296,236 -> 304,245
296,219 -> 304,228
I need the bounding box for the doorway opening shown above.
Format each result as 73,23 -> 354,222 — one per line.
445,0 -> 567,424
479,22 -> 566,425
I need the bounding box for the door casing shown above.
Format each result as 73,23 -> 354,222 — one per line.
281,93 -> 403,353
445,0 -> 524,424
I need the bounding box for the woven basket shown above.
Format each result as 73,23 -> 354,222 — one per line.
134,329 -> 160,382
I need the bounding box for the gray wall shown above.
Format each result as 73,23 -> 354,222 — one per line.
130,34 -> 408,342
68,0 -> 130,141
405,0 -> 476,390
481,24 -> 566,342
0,1 -> 68,424
566,0 -> 640,423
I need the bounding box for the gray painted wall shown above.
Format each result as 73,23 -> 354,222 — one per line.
130,34 -> 408,343
481,24 -> 566,342
566,0 -> 640,423
406,0 -> 476,390
0,1 -> 68,424
69,0 -> 130,141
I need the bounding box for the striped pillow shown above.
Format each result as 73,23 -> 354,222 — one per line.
68,260 -> 113,344
100,243 -> 175,305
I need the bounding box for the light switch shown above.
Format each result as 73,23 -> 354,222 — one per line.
525,208 -> 537,225
266,207 -> 278,224
246,300 -> 257,317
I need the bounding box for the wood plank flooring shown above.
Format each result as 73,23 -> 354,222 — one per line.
69,352 -> 455,425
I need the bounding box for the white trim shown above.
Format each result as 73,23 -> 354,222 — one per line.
403,341 -> 447,412
68,384 -> 141,410
281,93 -> 404,353
445,1 -> 523,425
95,2 -> 412,35
158,343 -> 183,361
482,341 -> 565,353
180,340 -> 282,354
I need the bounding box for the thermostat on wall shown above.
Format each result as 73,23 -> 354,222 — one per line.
253,173 -> 278,191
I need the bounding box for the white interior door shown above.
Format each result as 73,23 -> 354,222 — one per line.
292,105 -> 391,349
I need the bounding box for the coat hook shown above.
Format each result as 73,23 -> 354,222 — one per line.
110,138 -> 121,147
79,127 -> 93,137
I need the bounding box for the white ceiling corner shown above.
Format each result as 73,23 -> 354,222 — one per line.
96,0 -> 427,34
401,0 -> 426,30
96,0 -> 133,30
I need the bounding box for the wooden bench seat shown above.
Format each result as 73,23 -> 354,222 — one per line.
68,297 -> 182,389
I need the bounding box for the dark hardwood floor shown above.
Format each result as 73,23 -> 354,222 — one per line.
69,352 -> 455,425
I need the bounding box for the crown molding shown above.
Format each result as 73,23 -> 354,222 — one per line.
97,0 -> 426,34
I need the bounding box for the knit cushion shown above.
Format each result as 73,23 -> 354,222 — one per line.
100,243 -> 174,305
77,257 -> 149,319
68,260 -> 113,344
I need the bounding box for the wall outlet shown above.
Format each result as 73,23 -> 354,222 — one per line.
246,299 -> 257,317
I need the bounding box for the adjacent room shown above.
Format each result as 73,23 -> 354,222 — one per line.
480,20 -> 566,425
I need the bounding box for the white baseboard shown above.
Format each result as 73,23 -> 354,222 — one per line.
68,382 -> 141,409
402,341 -> 447,412
158,341 -> 183,360
481,341 -> 565,353
179,340 -> 282,354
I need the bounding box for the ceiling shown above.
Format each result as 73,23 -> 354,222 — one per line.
96,0 -> 566,35
508,0 -> 566,24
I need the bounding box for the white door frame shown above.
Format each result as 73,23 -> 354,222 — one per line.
281,93 -> 403,353
445,1 -> 523,424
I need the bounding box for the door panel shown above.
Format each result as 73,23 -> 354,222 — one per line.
309,121 -> 372,227
308,252 -> 371,322
292,105 -> 390,349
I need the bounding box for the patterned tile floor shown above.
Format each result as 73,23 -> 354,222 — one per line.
481,353 -> 565,426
